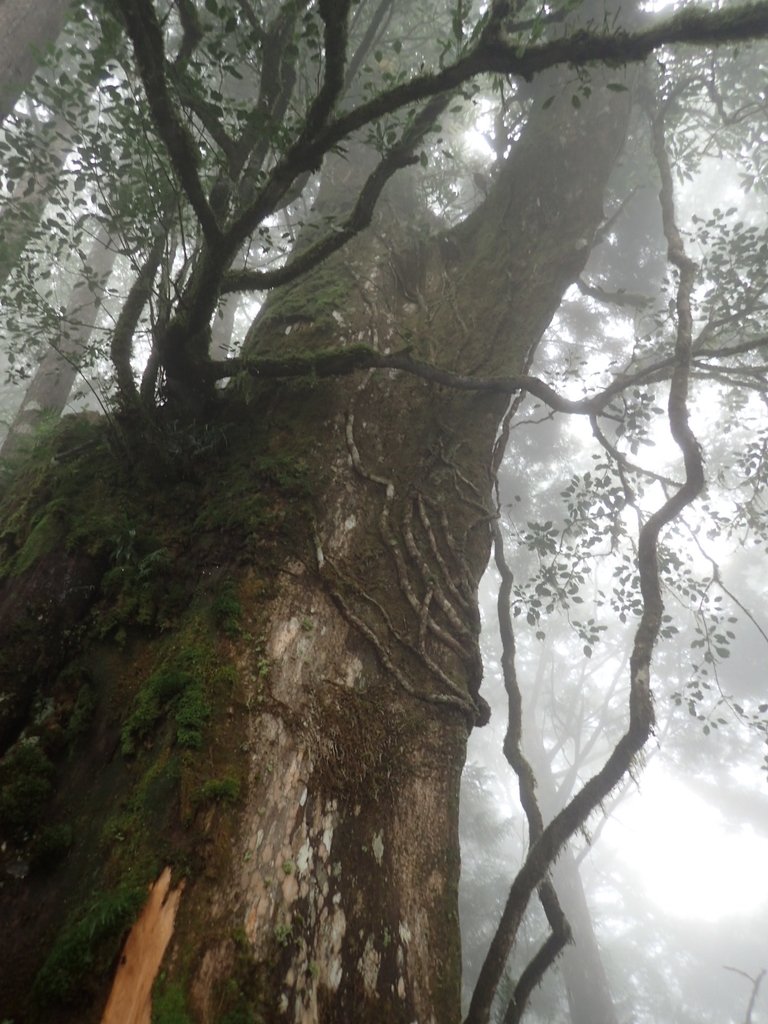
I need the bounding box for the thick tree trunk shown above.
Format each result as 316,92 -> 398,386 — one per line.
0,80 -> 630,1024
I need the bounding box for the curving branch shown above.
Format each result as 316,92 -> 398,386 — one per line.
111,230 -> 168,403
491,517 -> 572,1024
463,79 -> 705,1024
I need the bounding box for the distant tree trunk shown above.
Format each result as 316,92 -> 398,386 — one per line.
0,110 -> 75,289
210,293 -> 240,361
525,698 -> 620,1024
0,77 -> 631,1024
0,0 -> 72,123
0,222 -> 115,460
552,852 -> 620,1024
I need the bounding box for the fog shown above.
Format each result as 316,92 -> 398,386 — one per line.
460,147 -> 768,1022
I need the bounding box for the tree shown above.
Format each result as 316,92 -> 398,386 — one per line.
1,2 -> 768,1022
0,222 -> 117,459
0,0 -> 72,122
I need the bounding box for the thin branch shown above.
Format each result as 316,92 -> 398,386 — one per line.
345,0 -> 398,88
724,966 -> 766,1024
209,336 -> 675,417
576,278 -> 652,310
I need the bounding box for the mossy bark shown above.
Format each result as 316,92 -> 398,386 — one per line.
0,77 -> 630,1023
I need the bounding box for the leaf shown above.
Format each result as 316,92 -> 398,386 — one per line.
571,93 -> 581,109
606,83 -> 628,92
542,96 -> 555,109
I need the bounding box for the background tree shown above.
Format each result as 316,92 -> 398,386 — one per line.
1,2 -> 768,1023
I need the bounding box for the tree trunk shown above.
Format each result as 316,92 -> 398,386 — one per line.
0,0 -> 72,124
0,79 -> 631,1024
0,109 -> 75,290
0,222 -> 116,460
521,654 -> 620,1024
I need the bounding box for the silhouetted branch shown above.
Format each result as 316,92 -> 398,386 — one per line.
724,966 -> 766,1024
112,230 -> 168,402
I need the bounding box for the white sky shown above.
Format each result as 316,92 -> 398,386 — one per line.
604,761 -> 768,921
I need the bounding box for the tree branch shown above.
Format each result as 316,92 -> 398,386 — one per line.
222,94 -> 449,293
490,517 -> 572,1024
111,230 -> 168,403
114,0 -> 222,242
302,0 -> 353,139
224,1 -> 768,260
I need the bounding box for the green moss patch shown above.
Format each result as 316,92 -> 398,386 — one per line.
33,882 -> 145,1007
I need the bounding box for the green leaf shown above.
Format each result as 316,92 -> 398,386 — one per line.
571,94 -> 581,109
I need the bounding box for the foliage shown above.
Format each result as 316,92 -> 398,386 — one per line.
0,740 -> 54,840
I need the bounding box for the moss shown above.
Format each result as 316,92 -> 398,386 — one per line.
121,660 -> 208,757
152,979 -> 193,1024
0,403 -> 316,1019
0,741 -> 55,840
64,682 -> 98,746
8,508 -> 66,576
33,882 -> 145,1007
258,261 -> 352,336
29,823 -> 74,872
175,683 -> 210,749
199,775 -> 241,804
212,580 -> 243,637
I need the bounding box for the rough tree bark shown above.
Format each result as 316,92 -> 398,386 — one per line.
0,72 -> 631,1024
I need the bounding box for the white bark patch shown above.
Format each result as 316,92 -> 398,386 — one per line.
271,616 -> 301,660
371,830 -> 384,866
358,934 -> 381,998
